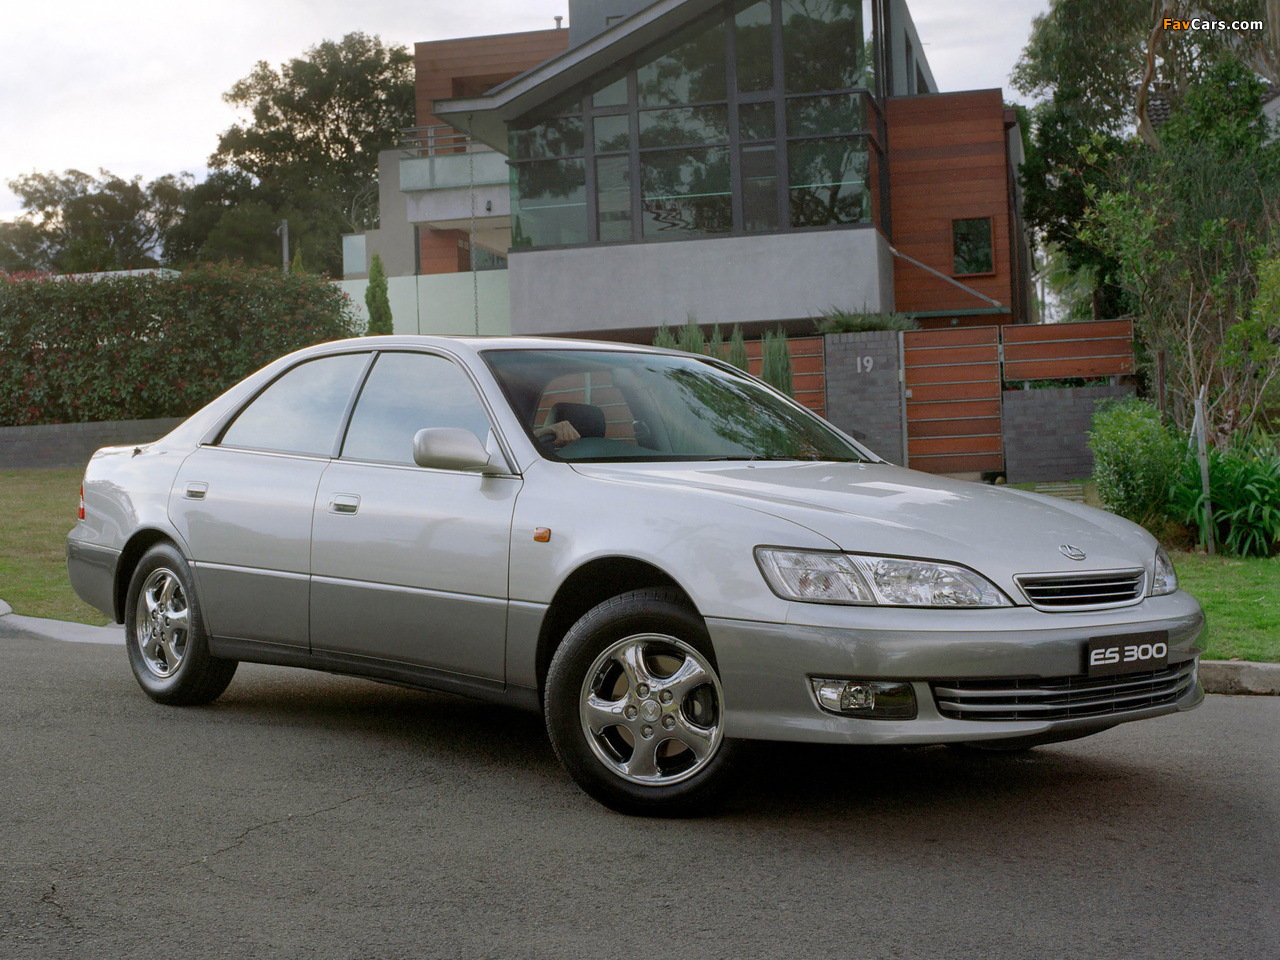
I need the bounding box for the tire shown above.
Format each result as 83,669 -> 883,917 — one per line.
544,588 -> 739,816
124,543 -> 237,706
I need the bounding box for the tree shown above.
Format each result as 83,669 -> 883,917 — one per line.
1081,60 -> 1280,443
1,169 -> 188,273
1011,0 -> 1275,316
203,33 -> 414,274
365,253 -> 394,335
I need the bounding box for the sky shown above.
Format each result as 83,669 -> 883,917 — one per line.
0,0 -> 1050,222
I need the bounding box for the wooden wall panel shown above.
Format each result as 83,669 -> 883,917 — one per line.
415,30 -> 570,129
887,90 -> 1019,324
419,228 -> 467,275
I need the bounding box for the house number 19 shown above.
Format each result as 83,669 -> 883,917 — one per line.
856,356 -> 875,373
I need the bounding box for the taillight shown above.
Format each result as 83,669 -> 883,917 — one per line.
79,483 -> 85,521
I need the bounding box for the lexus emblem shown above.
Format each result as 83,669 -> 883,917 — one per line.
1059,544 -> 1087,561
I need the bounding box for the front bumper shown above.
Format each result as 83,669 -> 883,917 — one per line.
707,589 -> 1206,745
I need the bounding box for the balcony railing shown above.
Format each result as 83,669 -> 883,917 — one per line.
399,125 -> 495,158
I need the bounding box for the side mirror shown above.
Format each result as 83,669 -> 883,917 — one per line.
412,428 -> 496,473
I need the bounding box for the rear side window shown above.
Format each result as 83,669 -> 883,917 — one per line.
220,353 -> 369,456
341,352 -> 492,465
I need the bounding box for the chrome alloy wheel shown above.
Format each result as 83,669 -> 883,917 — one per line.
579,633 -> 725,786
134,567 -> 191,679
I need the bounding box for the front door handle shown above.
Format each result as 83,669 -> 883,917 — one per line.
329,494 -> 361,515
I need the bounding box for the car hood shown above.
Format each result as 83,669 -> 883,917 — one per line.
569,460 -> 1157,591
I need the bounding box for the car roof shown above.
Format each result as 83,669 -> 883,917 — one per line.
311,335 -> 688,360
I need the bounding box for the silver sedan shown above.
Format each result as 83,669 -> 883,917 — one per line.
67,337 -> 1204,814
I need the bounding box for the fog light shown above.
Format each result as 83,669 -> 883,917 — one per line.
811,679 -> 917,719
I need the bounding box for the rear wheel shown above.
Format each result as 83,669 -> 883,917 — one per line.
124,543 -> 237,705
545,588 -> 739,816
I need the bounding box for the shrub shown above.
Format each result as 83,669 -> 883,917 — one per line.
676,313 -> 705,354
1169,434 -> 1280,557
1088,397 -> 1184,526
728,324 -> 749,371
0,264 -> 359,426
761,328 -> 793,397
652,322 -> 678,349
817,308 -> 918,334
707,324 -> 725,361
364,253 -> 393,335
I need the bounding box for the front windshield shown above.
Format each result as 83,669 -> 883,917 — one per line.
483,348 -> 868,463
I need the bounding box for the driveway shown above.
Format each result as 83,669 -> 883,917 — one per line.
2,623 -> 1277,959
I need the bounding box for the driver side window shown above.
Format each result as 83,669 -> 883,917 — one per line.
341,352 -> 492,465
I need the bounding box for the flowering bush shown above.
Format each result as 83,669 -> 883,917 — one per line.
0,264 -> 358,426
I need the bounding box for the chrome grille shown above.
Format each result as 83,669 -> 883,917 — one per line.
932,660 -> 1196,722
1015,568 -> 1145,609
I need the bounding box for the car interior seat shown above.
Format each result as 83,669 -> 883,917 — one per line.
548,401 -> 607,438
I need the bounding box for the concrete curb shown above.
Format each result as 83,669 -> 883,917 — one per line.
1198,660 -> 1280,696
0,602 -> 124,645
1,599 -> 1277,692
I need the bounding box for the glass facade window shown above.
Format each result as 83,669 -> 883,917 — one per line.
511,159 -> 588,247
738,102 -> 776,141
636,15 -> 727,106
781,0 -> 874,94
507,0 -> 886,248
788,137 -> 871,228
638,105 -> 730,148
741,145 -> 779,232
597,156 -> 632,242
641,147 -> 732,237
509,116 -> 585,161
786,92 -> 866,137
734,1 -> 774,93
593,73 -> 629,108
953,218 -> 994,275
594,114 -> 631,153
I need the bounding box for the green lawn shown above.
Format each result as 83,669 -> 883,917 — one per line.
3,469 -> 1277,663
1171,550 -> 1280,663
0,468 -> 113,625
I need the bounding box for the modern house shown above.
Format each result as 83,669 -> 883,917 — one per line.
343,0 -> 1033,340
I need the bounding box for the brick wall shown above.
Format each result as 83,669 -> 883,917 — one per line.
0,418 -> 186,470
823,331 -> 905,465
1002,385 -> 1134,483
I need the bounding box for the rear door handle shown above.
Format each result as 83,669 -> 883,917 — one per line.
329,494 -> 361,515
184,482 -> 208,500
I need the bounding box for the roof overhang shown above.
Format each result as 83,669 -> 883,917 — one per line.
433,0 -> 722,152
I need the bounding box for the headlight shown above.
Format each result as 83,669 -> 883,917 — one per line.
755,548 -> 1011,607
1151,546 -> 1178,596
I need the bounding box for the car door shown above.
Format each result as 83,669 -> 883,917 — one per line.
169,351 -> 371,649
309,350 -> 520,682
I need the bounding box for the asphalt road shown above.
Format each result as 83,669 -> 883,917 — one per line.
2,624 -> 1278,960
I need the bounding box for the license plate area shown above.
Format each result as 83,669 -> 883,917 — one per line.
1085,631 -> 1170,677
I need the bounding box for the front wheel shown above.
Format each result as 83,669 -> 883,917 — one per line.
544,588 -> 739,816
124,543 -> 237,706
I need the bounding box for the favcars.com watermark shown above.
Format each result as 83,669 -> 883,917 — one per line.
1163,17 -> 1265,30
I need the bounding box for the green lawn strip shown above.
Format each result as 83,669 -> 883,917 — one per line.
0,468 -> 112,625
1172,550 -> 1280,664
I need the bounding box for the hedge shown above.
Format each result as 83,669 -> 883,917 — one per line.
0,265 -> 360,426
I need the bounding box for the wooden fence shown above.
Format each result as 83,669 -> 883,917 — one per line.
903,320 -> 1134,474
